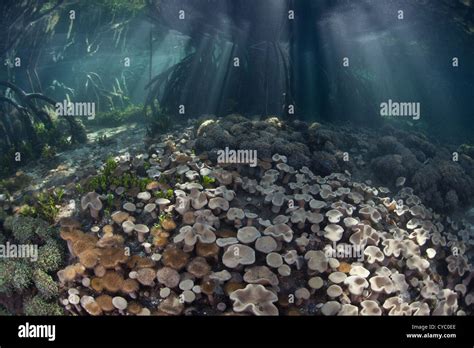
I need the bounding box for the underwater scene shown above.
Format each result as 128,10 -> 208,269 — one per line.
0,0 -> 473,325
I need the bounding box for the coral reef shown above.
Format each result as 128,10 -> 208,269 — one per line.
194,116 -> 474,213
37,122 -> 472,317
23,296 -> 63,316
0,115 -> 472,316
0,215 -> 65,314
